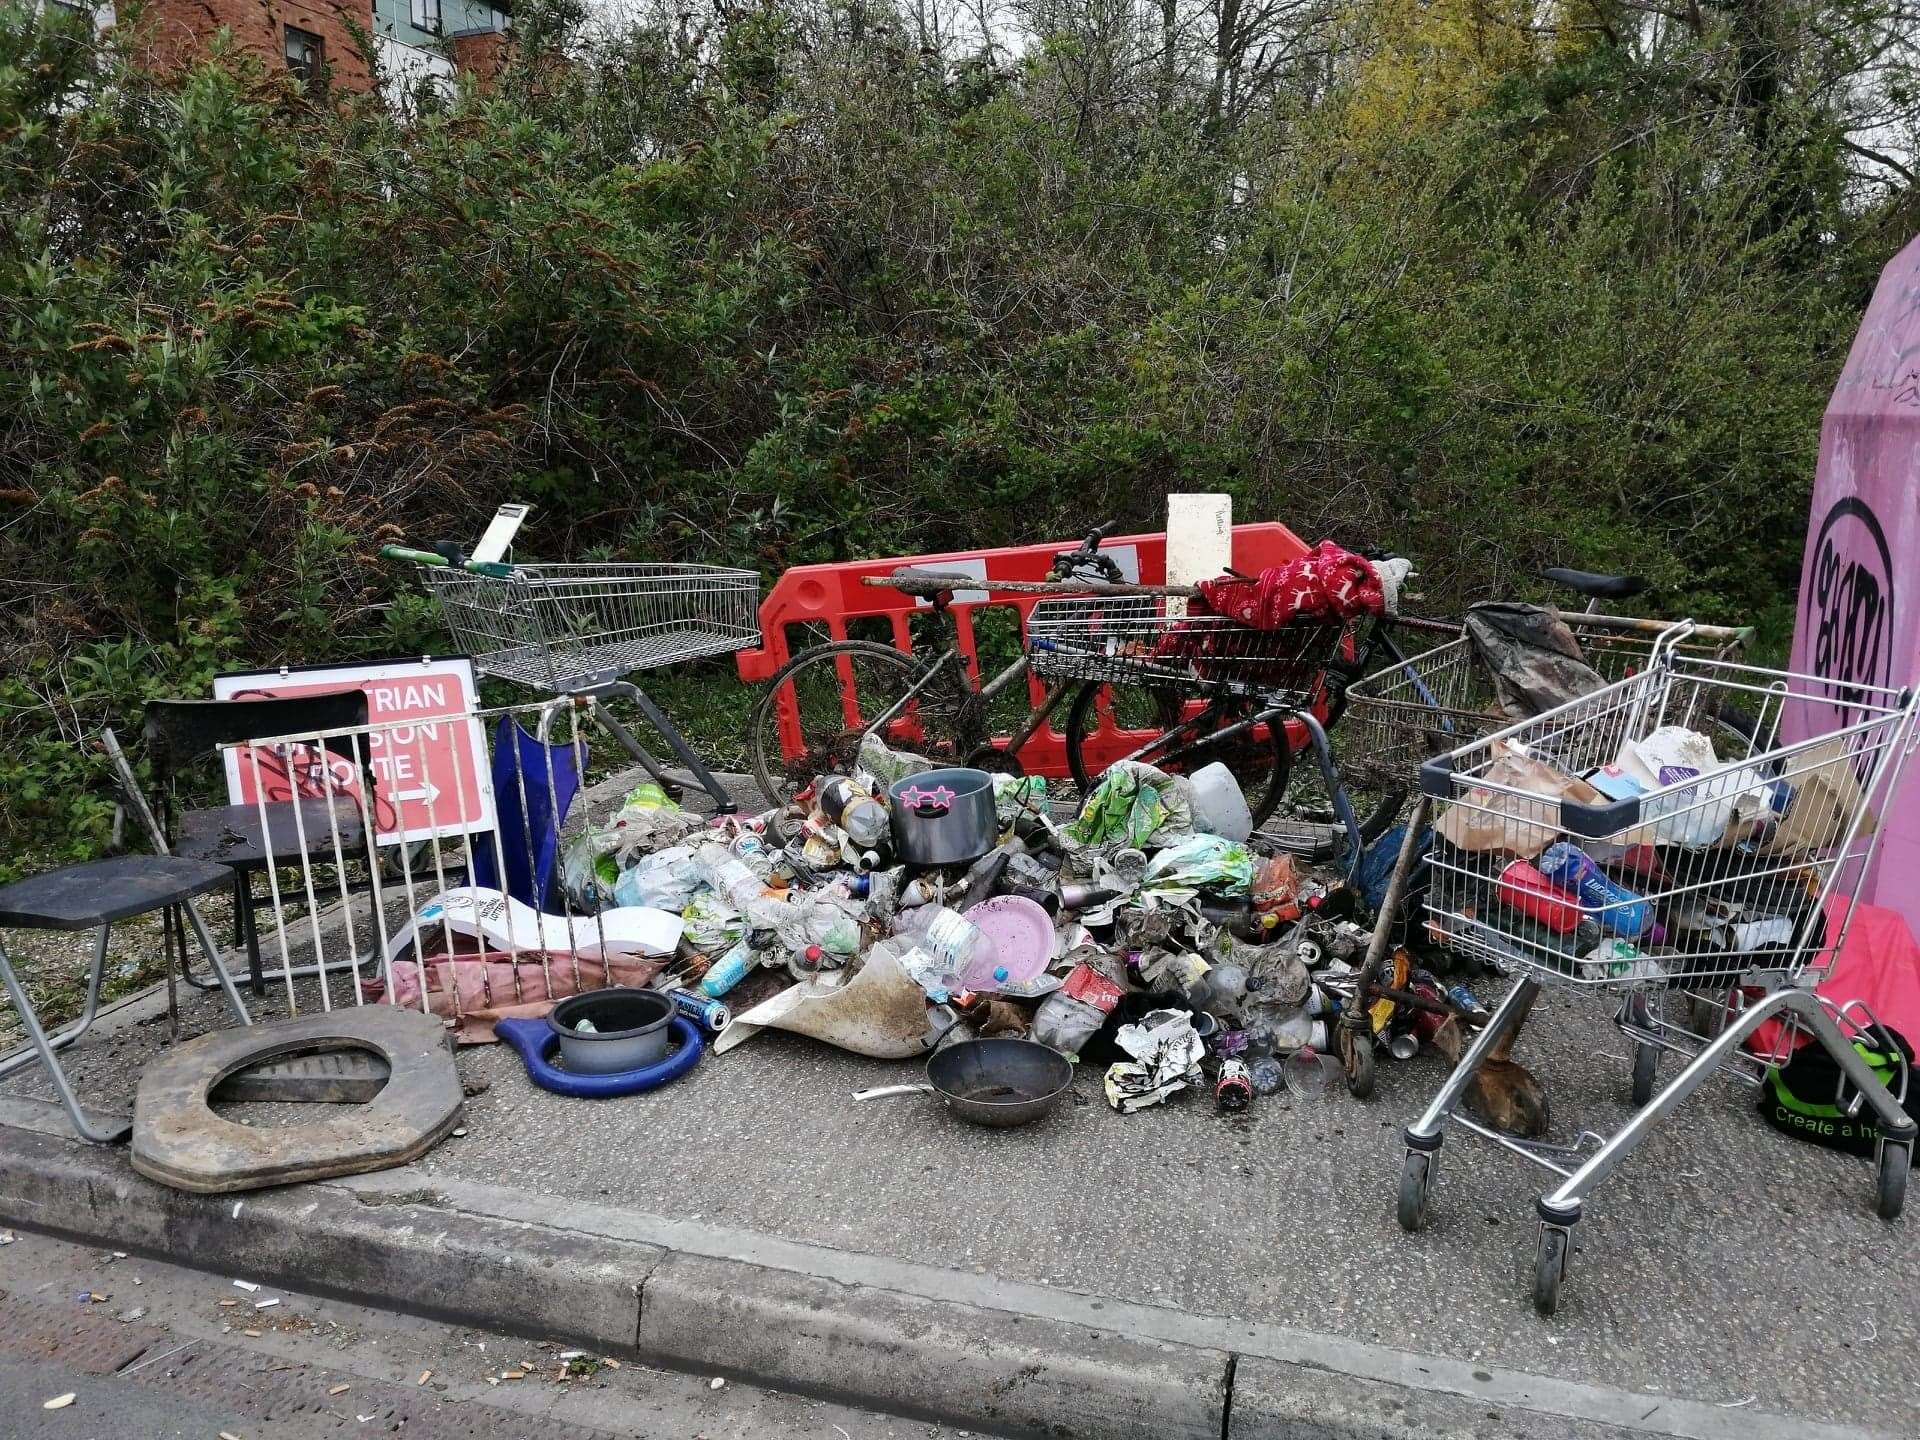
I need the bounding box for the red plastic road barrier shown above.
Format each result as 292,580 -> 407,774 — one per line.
737,524 -> 1312,779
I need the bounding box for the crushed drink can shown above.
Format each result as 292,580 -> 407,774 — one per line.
1215,1059 -> 1253,1112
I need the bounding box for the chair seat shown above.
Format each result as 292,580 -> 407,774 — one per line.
0,855 -> 234,931
176,799 -> 367,871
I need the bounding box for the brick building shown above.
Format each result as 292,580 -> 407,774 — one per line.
372,0 -> 512,104
59,0 -> 511,100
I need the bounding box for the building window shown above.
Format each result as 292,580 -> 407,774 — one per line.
284,25 -> 324,93
411,0 -> 441,34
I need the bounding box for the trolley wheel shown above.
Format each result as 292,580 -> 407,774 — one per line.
1396,1150 -> 1431,1233
1533,1226 -> 1569,1316
1876,1139 -> 1911,1221
1339,1023 -> 1376,1100
1630,1043 -> 1658,1108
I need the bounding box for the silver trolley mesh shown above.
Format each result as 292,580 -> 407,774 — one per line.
1397,633 -> 1920,1312
422,562 -> 761,694
1341,617 -> 1747,793
1420,648 -> 1916,1002
1025,593 -> 1350,706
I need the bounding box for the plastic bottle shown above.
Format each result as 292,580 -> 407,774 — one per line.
817,775 -> 889,849
788,943 -> 831,980
694,842 -> 769,911
698,937 -> 756,998
772,895 -> 864,958
1247,1056 -> 1285,1096
893,904 -> 997,980
1537,842 -> 1652,938
1497,858 -> 1585,933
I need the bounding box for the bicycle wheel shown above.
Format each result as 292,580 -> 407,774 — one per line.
1062,682 -> 1289,828
749,641 -> 970,805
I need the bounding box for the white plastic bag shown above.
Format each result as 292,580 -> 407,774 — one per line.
1612,727 -> 1768,850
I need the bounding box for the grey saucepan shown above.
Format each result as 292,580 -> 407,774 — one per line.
852,1036 -> 1073,1128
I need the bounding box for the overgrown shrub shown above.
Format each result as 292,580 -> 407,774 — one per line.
1,0 -> 1912,869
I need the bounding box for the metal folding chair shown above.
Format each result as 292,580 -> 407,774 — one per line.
0,855 -> 244,1141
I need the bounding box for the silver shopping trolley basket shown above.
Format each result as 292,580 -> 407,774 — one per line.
382,538 -> 759,812
1397,626 -> 1920,1313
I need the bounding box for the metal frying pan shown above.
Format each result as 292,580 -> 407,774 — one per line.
852,1037 -> 1074,1128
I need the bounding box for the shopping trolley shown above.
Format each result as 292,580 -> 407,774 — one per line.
382,542 -> 759,812
1326,613 -> 1753,1098
1387,629 -> 1920,1312
1339,612 -> 1753,794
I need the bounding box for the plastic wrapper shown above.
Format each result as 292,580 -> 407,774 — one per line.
1032,951 -> 1126,1055
1608,726 -> 1770,850
1063,761 -> 1193,850
1140,834 -> 1254,899
1432,742 -> 1604,858
560,835 -> 623,913
681,888 -> 745,953
559,783 -> 703,910
612,845 -> 703,911
855,732 -> 938,787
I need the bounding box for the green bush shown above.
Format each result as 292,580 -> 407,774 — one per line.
0,1 -> 1908,871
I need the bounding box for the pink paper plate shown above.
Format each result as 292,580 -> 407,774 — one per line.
962,895 -> 1055,990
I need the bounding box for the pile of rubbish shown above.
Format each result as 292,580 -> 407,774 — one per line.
483,734 -> 1483,1117
1423,725 -> 1875,986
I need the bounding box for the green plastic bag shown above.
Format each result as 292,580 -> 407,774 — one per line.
1064,762 -> 1192,850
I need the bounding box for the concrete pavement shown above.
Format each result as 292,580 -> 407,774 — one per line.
0,967 -> 1906,1439
0,767 -> 1909,1437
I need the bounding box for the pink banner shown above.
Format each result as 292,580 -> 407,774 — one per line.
1788,232 -> 1920,933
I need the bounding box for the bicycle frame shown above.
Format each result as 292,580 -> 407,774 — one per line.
1095,696 -> 1369,870
860,644 -> 1078,766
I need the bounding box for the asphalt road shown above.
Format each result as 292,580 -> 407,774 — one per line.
0,1227 -> 959,1439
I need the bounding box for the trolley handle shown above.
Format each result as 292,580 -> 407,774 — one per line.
379,543 -> 518,580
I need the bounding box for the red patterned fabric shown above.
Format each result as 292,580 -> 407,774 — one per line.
1194,542 -> 1383,630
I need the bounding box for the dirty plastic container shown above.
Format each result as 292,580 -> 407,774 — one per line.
548,988 -> 675,1074
1188,761 -> 1254,842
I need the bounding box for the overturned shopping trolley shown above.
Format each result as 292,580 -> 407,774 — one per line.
385,542 -> 759,812
1394,628 -> 1920,1313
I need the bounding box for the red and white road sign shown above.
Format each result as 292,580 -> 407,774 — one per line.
213,658 -> 496,846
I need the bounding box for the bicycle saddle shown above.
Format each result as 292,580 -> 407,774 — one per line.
1542,567 -> 1648,602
